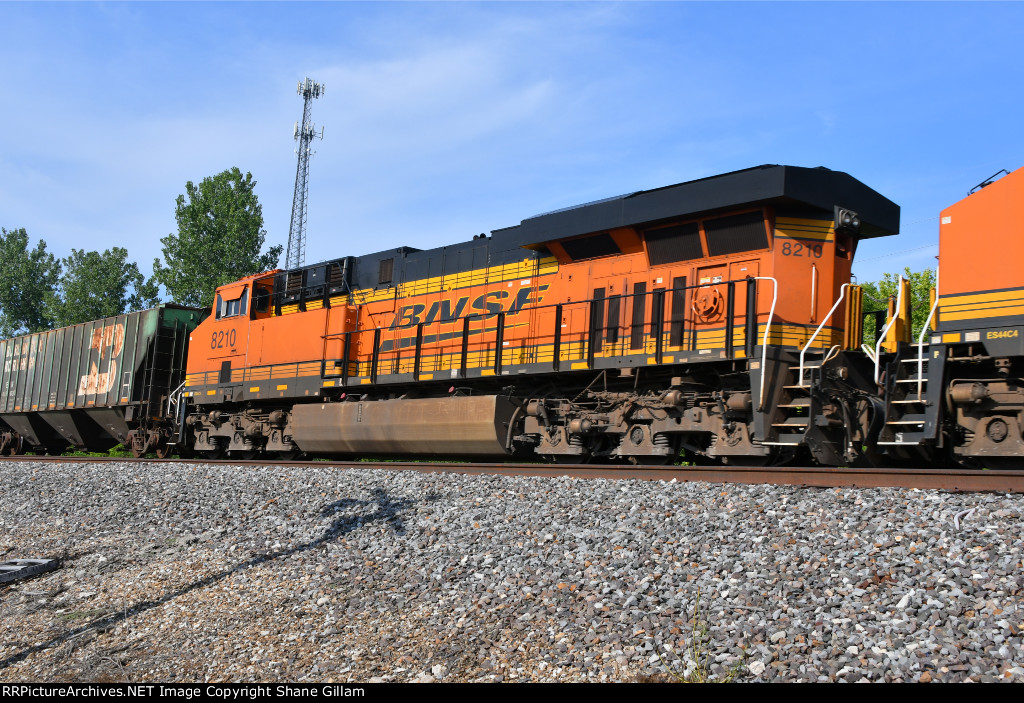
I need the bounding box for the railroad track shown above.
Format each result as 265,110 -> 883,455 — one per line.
3,455 -> 1023,492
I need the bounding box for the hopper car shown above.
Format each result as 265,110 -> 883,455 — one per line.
0,305 -> 204,456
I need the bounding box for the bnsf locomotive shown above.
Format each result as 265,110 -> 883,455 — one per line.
2,163 -> 1022,468
181,164 -> 897,465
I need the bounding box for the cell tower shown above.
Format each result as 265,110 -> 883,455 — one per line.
285,77 -> 325,270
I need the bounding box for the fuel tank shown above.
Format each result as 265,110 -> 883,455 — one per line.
290,395 -> 518,456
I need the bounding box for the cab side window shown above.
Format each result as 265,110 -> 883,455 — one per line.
252,286 -> 271,315
215,287 -> 249,320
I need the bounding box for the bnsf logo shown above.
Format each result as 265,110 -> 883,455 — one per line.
987,330 -> 1020,339
390,285 -> 550,329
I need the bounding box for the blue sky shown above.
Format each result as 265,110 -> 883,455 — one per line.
1,1 -> 1022,289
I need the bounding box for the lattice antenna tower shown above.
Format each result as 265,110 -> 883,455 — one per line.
286,77 -> 325,270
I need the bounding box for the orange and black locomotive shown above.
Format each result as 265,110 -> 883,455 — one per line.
180,164 -> 900,465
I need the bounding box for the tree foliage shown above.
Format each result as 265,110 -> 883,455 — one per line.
861,267 -> 937,343
0,227 -> 61,337
47,248 -> 161,328
153,167 -> 282,308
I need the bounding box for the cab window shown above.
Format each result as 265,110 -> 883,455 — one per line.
215,286 -> 249,320
251,284 -> 273,318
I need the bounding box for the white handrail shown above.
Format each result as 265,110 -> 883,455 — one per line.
798,283 -> 850,386
916,265 -> 939,400
167,381 -> 186,417
873,277 -> 906,385
861,343 -> 877,364
811,264 -> 818,322
753,276 -> 779,410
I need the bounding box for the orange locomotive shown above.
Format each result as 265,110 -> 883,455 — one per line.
181,165 -> 899,464
872,166 -> 1024,467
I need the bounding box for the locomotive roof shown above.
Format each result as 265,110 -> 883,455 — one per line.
497,164 -> 900,248
275,164 -> 899,293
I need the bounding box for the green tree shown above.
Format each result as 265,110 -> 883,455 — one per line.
153,167 -> 282,308
47,248 -> 161,328
0,227 -> 61,337
861,267 -> 937,344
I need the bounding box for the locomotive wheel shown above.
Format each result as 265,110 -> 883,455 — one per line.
274,450 -> 301,461
198,448 -> 226,460
229,450 -> 259,460
154,444 -> 173,459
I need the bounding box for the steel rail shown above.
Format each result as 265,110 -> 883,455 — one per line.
3,456 -> 1023,493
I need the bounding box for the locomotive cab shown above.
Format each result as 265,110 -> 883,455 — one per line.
186,276 -> 261,398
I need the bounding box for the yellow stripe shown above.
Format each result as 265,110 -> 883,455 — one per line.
344,256 -> 558,305
941,298 -> 1024,313
267,256 -> 558,310
939,305 -> 1024,321
776,217 -> 832,230
775,217 -> 833,241
776,229 -> 833,242
940,289 -> 1024,306
938,289 -> 1024,323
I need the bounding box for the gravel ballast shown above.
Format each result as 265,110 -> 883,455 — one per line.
0,460 -> 1022,682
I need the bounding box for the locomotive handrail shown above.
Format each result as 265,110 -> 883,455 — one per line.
167,381 -> 186,417
294,275 -> 774,388
873,277 -> 906,385
916,265 -> 939,400
318,275 -> 762,371
753,276 -> 778,411
798,283 -> 850,386
324,275 -> 757,333
811,264 -> 818,322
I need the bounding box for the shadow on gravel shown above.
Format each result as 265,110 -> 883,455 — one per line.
0,487 -> 430,672
321,487 -> 415,536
